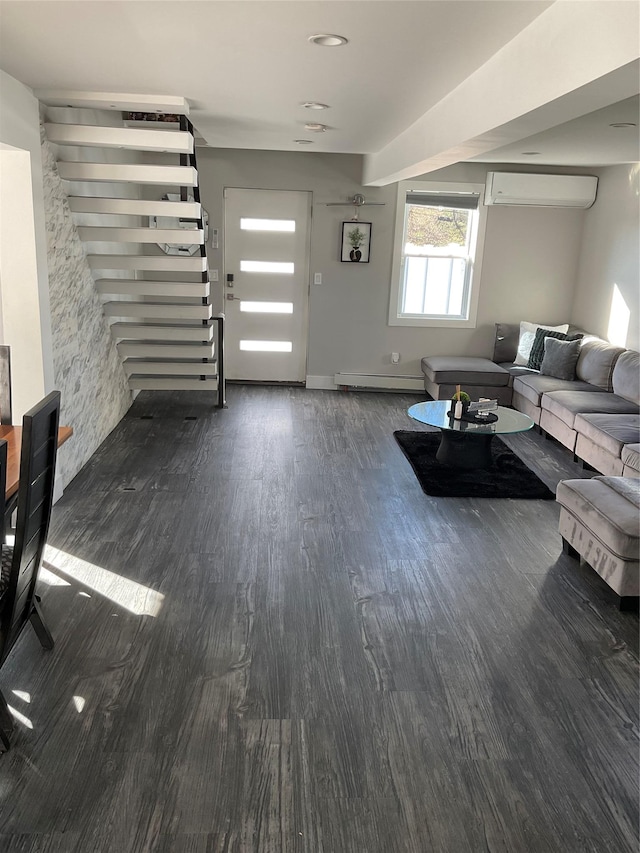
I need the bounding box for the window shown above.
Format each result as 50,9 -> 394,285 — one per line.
388,181 -> 487,327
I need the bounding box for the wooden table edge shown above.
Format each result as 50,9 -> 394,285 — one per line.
1,425 -> 73,501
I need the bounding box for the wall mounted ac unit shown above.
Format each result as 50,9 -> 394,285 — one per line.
485,172 -> 598,208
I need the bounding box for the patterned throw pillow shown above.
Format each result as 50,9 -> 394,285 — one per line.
527,328 -> 583,371
514,321 -> 569,366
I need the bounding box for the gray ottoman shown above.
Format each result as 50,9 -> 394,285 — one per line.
556,476 -> 640,608
622,443 -> 640,478
420,356 -> 512,404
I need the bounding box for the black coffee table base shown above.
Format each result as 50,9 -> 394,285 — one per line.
435,429 -> 494,468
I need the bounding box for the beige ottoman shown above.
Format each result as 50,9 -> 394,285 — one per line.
556,476 -> 639,609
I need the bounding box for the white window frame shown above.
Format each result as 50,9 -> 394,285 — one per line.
388,180 -> 487,328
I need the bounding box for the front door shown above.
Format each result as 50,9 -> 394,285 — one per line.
223,188 -> 311,382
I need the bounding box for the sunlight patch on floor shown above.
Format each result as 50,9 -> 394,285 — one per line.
43,546 -> 165,617
7,705 -> 33,730
12,690 -> 31,703
39,565 -> 72,587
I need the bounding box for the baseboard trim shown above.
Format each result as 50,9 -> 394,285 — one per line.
334,372 -> 424,391
306,375 -> 337,390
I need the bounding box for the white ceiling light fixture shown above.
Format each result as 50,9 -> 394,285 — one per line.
304,123 -> 327,133
609,122 -> 637,128
308,33 -> 348,47
301,102 -> 330,110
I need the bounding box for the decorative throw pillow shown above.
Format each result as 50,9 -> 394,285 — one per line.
527,328 -> 583,371
540,336 -> 582,381
514,321 -> 569,366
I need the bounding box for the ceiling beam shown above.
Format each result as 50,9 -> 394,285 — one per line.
363,1 -> 640,186
35,90 -> 189,114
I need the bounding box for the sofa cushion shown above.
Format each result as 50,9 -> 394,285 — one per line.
514,321 -> 569,366
574,413 -> 640,458
556,476 -> 640,560
498,363 -> 538,379
541,390 -> 639,429
540,336 -> 582,380
512,373 -> 594,408
622,443 -> 640,475
420,357 -> 510,386
576,338 -> 625,390
612,350 -> 640,405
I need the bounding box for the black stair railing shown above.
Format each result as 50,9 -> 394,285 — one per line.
180,115 -> 225,408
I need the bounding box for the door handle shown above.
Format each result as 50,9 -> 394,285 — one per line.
226,293 -> 239,300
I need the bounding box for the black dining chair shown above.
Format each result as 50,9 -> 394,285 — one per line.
0,391 -> 60,751
0,437 -> 10,748
0,346 -> 12,426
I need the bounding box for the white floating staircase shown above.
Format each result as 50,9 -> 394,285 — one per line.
39,91 -> 224,405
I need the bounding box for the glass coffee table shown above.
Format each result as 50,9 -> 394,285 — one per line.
408,400 -> 534,469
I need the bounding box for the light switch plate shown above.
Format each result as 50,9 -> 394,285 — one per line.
313,272 -> 322,285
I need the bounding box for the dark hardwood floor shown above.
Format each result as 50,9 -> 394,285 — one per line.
0,386 -> 637,852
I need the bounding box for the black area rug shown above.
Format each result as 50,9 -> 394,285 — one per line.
393,430 -> 555,499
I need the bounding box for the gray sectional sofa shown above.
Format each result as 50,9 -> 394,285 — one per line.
421,324 -> 640,607
422,324 -> 640,477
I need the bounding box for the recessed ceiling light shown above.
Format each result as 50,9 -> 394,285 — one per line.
294,139 -> 314,145
521,151 -> 541,155
308,33 -> 348,47
304,123 -> 327,132
609,122 -> 637,128
301,102 -> 330,110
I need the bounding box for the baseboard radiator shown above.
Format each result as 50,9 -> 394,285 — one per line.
334,373 -> 424,392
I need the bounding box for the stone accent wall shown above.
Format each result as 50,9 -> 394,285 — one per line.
40,129 -> 132,489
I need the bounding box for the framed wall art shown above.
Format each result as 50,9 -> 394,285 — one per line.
341,221 -> 371,263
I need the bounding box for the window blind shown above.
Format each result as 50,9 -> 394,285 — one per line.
405,192 -> 479,210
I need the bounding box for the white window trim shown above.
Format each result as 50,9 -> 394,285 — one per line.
388,180 -> 487,328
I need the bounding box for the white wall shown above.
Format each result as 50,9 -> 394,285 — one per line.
0,145 -> 47,419
197,149 -> 585,380
0,70 -> 54,414
0,70 -> 133,490
572,164 -> 639,350
40,133 -> 133,489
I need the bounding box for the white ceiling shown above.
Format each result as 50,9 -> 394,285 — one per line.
470,96 -> 640,168
1,1 -> 638,180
